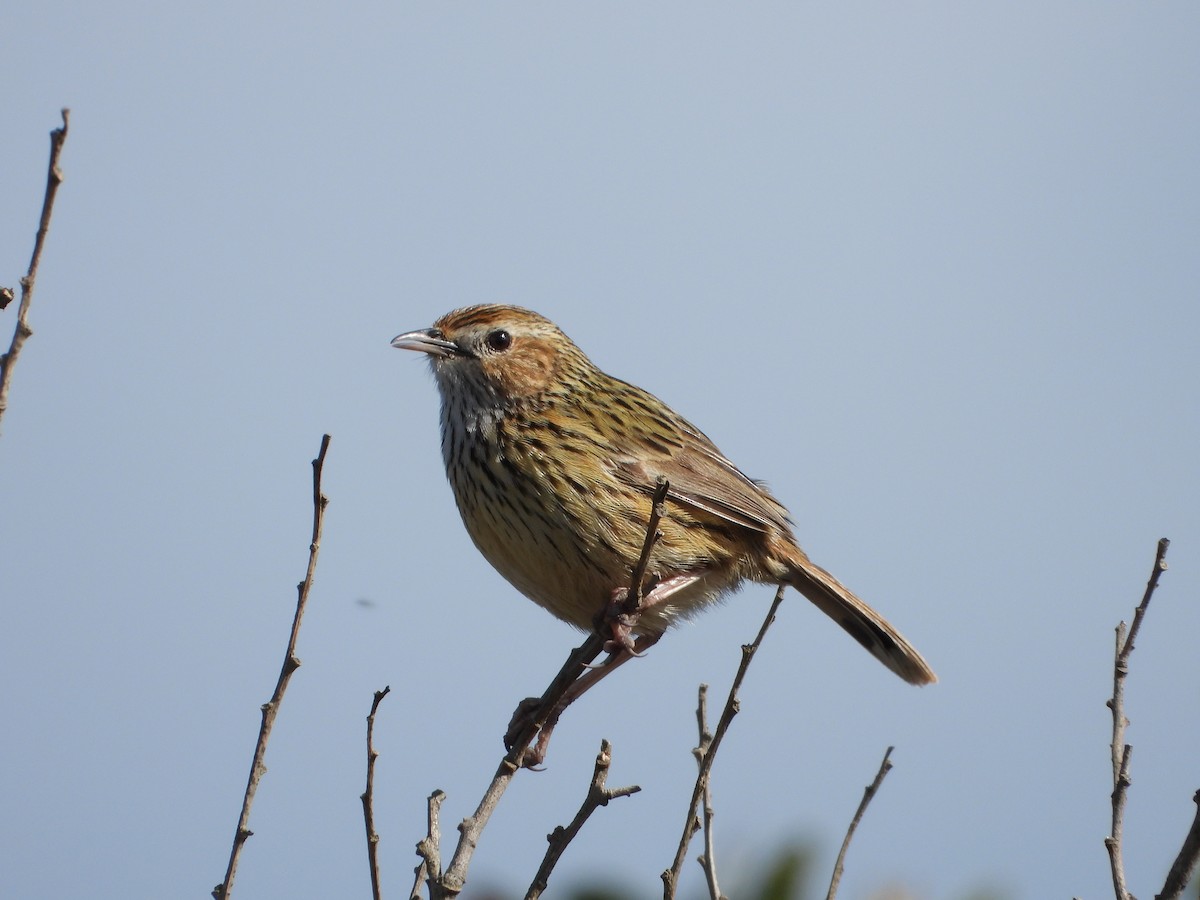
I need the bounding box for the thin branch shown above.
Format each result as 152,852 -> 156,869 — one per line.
213,434 -> 332,900
362,686 -> 392,900
825,746 -> 895,900
1104,537 -> 1170,900
524,740 -> 642,899
0,109 -> 70,433
694,684 -> 724,900
663,585 -> 787,899
1157,790 -> 1200,900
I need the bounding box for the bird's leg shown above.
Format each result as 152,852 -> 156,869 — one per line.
605,572 -> 705,654
509,632 -> 662,767
507,573 -> 705,766
601,591 -> 641,655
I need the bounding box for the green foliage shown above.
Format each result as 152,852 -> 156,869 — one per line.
739,844 -> 815,900
563,888 -> 635,900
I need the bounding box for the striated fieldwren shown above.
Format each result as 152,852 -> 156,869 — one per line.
392,304 -> 936,699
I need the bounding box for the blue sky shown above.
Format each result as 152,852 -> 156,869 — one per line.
3,4 -> 1199,898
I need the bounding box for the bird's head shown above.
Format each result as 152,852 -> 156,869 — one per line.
392,304 -> 590,404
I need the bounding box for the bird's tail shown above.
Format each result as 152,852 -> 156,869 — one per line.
782,554 -> 937,686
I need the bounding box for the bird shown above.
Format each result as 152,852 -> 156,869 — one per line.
392,305 -> 936,713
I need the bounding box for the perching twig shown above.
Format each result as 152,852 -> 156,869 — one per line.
621,476 -> 670,616
213,434 -> 331,900
502,477 -> 672,770
662,584 -> 787,899
0,109 -> 70,434
825,746 -> 895,900
524,740 -> 641,899
362,686 -> 391,900
1104,537 -> 1169,900
417,483 -> 666,898
694,685 -> 724,900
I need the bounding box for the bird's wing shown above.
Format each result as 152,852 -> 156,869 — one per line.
610,414 -> 793,535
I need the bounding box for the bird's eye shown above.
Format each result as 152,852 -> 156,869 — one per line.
485,329 -> 512,352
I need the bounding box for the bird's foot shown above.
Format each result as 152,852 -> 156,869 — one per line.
504,696 -> 560,769
598,588 -> 646,656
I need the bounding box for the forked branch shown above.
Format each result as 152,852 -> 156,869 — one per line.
662,584 -> 787,898
525,740 -> 641,899
1101,537 -> 1200,900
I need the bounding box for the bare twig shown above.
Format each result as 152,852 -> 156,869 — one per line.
418,481 -> 669,897
694,684 -> 724,900
1121,538 -> 1170,663
413,791 -> 445,899
663,585 -> 787,899
525,740 -> 642,899
621,476 -> 671,615
213,434 -> 331,900
1158,790 -> 1200,900
825,746 -> 895,900
362,686 -> 392,900
502,477 -> 673,769
0,109 -> 70,433
415,792 -> 448,897
1104,537 -> 1170,900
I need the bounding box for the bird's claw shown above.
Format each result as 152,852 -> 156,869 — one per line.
598,589 -> 642,655
504,697 -> 540,748
504,696 -> 556,768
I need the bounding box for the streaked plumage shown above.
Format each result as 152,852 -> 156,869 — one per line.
393,304 -> 935,686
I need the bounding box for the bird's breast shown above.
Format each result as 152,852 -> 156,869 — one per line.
438,405 -> 747,631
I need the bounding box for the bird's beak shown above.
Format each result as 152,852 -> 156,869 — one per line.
390,328 -> 466,358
